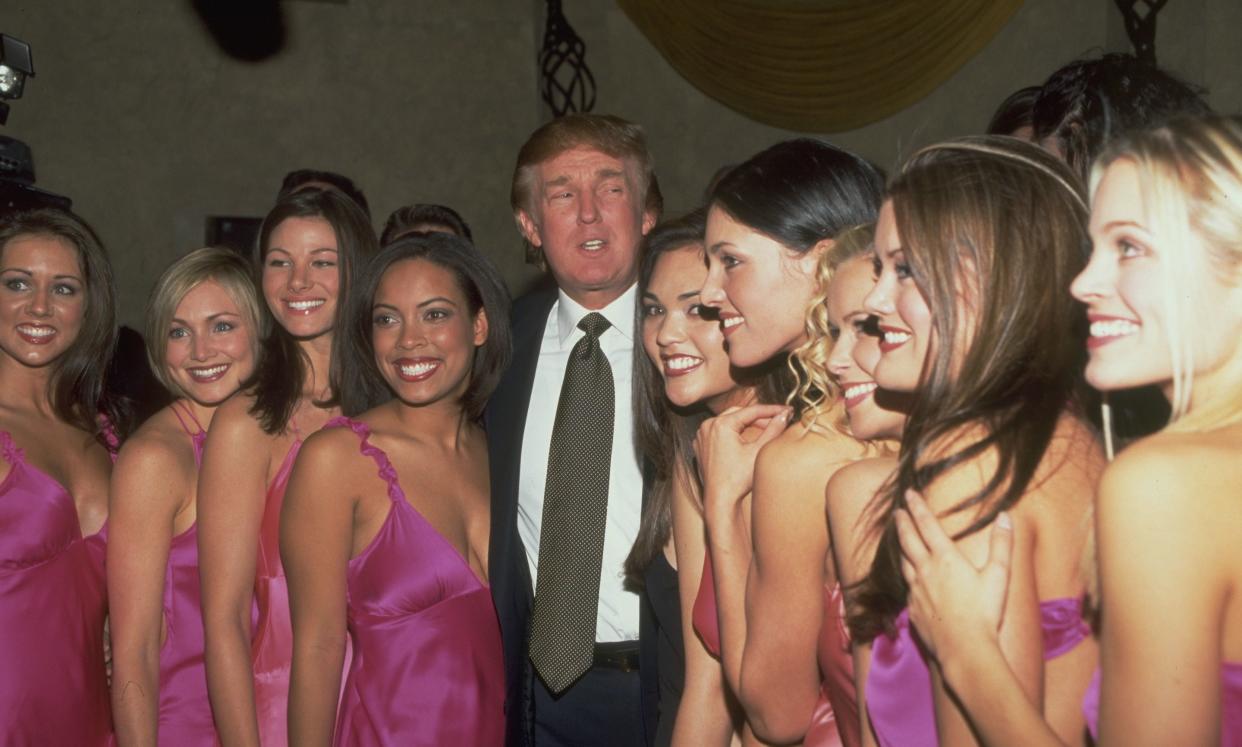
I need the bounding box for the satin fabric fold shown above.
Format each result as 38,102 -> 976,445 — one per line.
328,417 -> 504,746
0,430 -> 112,745
867,598 -> 1091,747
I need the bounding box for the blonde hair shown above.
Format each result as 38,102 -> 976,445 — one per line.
145,247 -> 263,399
792,223 -> 876,432
1091,116 -> 1242,432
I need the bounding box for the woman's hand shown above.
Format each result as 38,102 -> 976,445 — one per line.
694,405 -> 789,515
894,490 -> 1014,661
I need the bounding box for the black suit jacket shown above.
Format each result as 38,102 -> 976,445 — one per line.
486,288 -> 659,747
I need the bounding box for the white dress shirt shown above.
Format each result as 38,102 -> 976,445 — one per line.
517,283 -> 643,643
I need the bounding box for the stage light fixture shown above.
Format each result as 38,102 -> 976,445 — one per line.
0,34 -> 34,101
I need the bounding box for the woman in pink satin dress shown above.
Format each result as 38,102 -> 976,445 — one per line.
109,248 -> 262,745
199,190 -> 376,746
0,208 -> 124,745
282,234 -> 509,746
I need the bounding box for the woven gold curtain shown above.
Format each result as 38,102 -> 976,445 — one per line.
617,0 -> 1024,132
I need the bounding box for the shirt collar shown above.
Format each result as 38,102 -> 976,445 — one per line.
555,283 -> 637,347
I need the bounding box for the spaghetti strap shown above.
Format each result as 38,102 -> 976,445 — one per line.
170,400 -> 206,438
287,415 -> 303,441
0,430 -> 20,466
97,414 -> 120,461
324,417 -> 404,504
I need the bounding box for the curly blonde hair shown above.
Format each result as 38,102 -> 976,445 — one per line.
791,223 -> 876,432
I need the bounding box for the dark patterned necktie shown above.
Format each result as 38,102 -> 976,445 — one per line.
529,312 -> 614,693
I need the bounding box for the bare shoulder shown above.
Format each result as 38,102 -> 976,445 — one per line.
826,456 -> 897,515
759,419 -> 865,476
1100,427 -> 1242,527
207,392 -> 265,439
295,425 -> 365,477
115,412 -> 192,477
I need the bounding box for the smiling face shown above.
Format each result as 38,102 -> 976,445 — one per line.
164,279 -> 257,406
0,233 -> 86,369
517,146 -> 656,310
862,201 -> 933,392
371,258 -> 487,408
1073,159 -> 1242,399
641,243 -> 740,412
261,215 -> 340,339
701,205 -> 823,368
825,255 -> 908,440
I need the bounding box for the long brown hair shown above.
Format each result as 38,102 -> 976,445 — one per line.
0,209 -> 125,441
848,137 -> 1091,642
247,189 -> 378,434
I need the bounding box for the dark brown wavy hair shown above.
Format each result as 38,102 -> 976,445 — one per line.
247,189 -> 378,434
848,137 -> 1091,642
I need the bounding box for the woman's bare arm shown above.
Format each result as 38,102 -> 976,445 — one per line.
696,405 -> 790,694
826,458 -> 896,747
108,433 -> 190,746
895,491 -> 1064,747
1096,438 -> 1231,745
281,431 -> 353,747
670,463 -> 739,747
198,397 -> 270,747
737,432 -> 858,743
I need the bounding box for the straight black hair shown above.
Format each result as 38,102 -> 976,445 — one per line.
709,138 -> 885,256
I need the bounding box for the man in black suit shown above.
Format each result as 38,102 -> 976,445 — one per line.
487,113 -> 662,746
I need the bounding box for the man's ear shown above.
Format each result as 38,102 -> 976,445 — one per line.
516,209 -> 543,248
641,209 -> 658,236
472,307 -> 490,347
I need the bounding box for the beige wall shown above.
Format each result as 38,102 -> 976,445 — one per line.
5,1 -> 1226,331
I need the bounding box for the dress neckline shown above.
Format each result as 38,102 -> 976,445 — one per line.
330,416 -> 489,590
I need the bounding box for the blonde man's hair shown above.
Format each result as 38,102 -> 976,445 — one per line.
144,247 -> 263,399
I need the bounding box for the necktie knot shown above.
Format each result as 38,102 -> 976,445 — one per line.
578,312 -> 611,339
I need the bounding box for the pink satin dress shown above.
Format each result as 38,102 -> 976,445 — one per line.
692,553 -> 856,746
0,429 -> 112,745
143,403 -> 220,745
252,428 -> 304,746
866,598 -> 1090,747
329,417 -> 504,746
1083,662 -> 1242,744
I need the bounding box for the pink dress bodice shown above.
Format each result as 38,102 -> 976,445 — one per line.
147,404 -> 218,745
866,598 -> 1090,747
0,429 -> 112,745
692,553 -> 857,746
329,417 -> 504,746
252,432 -> 303,747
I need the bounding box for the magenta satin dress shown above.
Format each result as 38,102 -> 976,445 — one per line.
328,417 -> 504,746
140,403 -> 219,745
1083,662 -> 1242,744
0,429 -> 112,745
692,553 -> 857,746
252,430 -> 304,746
866,598 -> 1090,747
